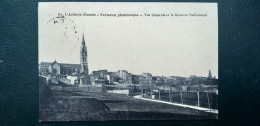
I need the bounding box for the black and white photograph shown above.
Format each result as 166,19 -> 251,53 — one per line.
38,2 -> 218,121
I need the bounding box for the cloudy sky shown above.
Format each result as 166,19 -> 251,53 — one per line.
39,2 -> 218,78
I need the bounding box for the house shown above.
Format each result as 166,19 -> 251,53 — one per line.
67,75 -> 80,84
90,70 -> 108,84
113,70 -> 132,84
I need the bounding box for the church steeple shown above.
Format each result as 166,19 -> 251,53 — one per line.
80,32 -> 88,75
82,33 -> 85,44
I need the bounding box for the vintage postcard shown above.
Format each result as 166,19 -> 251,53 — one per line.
39,2 -> 218,121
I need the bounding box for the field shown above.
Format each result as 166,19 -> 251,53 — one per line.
39,78 -> 217,121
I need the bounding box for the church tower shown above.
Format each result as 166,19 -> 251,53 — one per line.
80,33 -> 89,75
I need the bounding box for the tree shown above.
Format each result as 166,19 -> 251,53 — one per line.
194,84 -> 203,107
155,78 -> 166,101
158,88 -> 161,100
206,89 -> 211,108
140,79 -> 154,99
197,91 -> 200,107
166,79 -> 177,103
177,85 -> 184,104
169,87 -> 172,102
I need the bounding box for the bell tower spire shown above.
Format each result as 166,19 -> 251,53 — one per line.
82,32 -> 85,43
80,32 -> 88,75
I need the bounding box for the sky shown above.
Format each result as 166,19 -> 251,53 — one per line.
38,2 -> 218,78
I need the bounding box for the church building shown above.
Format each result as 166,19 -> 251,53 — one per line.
39,33 -> 90,84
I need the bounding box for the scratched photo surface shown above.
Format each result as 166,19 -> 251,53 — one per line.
38,2 -> 218,121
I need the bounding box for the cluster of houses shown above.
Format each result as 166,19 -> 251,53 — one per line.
39,60 -> 217,93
